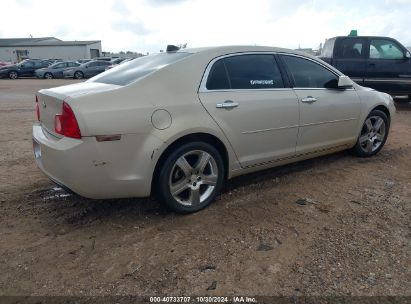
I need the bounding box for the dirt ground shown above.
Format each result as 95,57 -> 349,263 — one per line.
0,79 -> 410,297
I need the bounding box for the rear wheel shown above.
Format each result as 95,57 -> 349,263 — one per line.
353,110 -> 389,157
74,71 -> 84,79
8,71 -> 18,79
156,142 -> 224,214
44,72 -> 53,79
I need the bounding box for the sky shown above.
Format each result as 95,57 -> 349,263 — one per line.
1,0 -> 411,53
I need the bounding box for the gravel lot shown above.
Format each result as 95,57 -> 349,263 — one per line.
0,79 -> 410,297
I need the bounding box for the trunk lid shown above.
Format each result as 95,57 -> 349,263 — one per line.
37,82 -> 120,137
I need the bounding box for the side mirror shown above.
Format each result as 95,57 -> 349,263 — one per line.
338,75 -> 353,88
406,52 -> 411,59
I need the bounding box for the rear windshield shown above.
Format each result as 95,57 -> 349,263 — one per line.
88,52 -> 192,86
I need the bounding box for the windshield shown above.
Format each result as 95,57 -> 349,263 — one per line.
17,60 -> 28,66
88,52 -> 192,86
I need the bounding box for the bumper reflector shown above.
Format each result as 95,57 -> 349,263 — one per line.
95,135 -> 122,142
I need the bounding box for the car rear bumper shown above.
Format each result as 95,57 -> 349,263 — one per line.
32,123 -> 165,199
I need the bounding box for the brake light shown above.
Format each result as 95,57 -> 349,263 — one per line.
35,95 -> 40,121
54,102 -> 81,138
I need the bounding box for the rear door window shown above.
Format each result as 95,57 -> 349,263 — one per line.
335,38 -> 365,59
206,60 -> 230,90
224,54 -> 284,89
87,62 -> 99,67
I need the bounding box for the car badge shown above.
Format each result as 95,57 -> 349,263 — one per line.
42,100 -> 46,108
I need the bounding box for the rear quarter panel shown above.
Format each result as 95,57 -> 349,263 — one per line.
68,53 -> 242,176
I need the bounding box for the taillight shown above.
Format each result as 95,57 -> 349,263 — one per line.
54,102 -> 81,138
35,95 -> 40,121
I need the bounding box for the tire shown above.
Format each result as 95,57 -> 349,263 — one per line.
8,71 -> 18,79
353,109 -> 389,157
156,142 -> 225,214
44,72 -> 53,79
74,71 -> 84,79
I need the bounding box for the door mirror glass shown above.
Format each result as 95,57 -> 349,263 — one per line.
338,75 -> 353,88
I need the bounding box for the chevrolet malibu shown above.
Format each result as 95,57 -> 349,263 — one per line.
33,46 -> 395,213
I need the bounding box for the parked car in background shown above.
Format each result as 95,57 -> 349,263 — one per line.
0,59 -> 51,79
63,60 -> 111,79
47,59 -> 63,64
0,60 -> 12,67
92,57 -> 114,62
33,46 -> 395,214
35,61 -> 80,79
105,57 -> 131,70
319,36 -> 411,98
76,59 -> 92,64
111,57 -> 127,64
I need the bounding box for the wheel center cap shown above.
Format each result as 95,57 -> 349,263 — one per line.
190,174 -> 201,187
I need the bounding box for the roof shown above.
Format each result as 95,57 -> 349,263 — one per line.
181,45 -> 313,58
0,37 -> 100,47
329,35 -> 401,40
175,45 -> 343,76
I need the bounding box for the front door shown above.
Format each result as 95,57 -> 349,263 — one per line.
19,60 -> 35,76
279,54 -> 361,154
198,54 -> 299,167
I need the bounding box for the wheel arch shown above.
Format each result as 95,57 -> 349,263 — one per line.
151,132 -> 230,193
371,105 -> 390,121
44,72 -> 53,78
8,70 -> 19,78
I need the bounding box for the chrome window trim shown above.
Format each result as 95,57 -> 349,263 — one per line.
293,87 -> 354,91
199,51 -> 354,92
278,53 -> 354,91
277,52 -> 341,76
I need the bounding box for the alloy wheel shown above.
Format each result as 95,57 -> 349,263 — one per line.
358,116 -> 386,153
9,71 -> 18,79
74,71 -> 83,79
168,150 -> 218,206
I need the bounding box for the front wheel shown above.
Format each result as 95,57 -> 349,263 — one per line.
353,110 -> 389,157
44,72 -> 53,79
156,142 -> 225,214
8,71 -> 18,79
74,71 -> 84,79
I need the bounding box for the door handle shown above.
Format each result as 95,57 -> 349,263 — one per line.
216,100 -> 239,109
301,96 -> 317,103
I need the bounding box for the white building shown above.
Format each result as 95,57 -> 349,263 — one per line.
0,37 -> 102,63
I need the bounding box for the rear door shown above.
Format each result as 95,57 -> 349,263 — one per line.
332,37 -> 367,85
365,37 -> 411,95
279,54 -> 361,154
84,62 -> 100,77
198,53 -> 299,167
